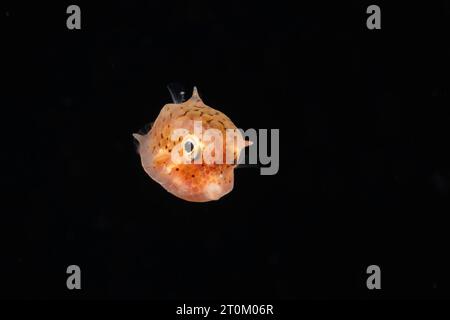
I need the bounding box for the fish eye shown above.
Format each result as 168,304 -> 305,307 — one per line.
184,141 -> 195,153
181,135 -> 202,162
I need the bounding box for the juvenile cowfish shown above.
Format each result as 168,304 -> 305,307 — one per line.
133,87 -> 250,202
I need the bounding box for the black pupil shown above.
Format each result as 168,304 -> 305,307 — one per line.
185,141 -> 194,153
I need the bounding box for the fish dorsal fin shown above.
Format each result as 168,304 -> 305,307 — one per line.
191,86 -> 201,102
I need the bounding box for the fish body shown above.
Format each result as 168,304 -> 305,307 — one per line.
134,87 -> 248,202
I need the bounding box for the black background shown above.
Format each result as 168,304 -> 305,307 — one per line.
2,1 -> 450,300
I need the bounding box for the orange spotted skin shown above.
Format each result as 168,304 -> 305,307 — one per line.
134,88 -> 248,202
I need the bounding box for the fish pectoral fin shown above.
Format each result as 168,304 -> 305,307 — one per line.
167,82 -> 187,104
153,150 -> 171,165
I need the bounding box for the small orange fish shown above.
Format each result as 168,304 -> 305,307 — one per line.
133,87 -> 250,202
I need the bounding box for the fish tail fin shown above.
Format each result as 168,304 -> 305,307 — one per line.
133,133 -> 144,153
132,133 -> 143,143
